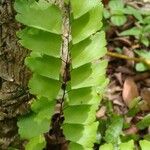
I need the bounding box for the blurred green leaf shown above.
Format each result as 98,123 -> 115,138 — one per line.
120,140 -> 134,150
109,0 -> 124,12
103,9 -> 110,19
135,50 -> 150,71
121,134 -> 140,142
143,25 -> 150,34
124,6 -> 143,22
137,114 -> 150,130
104,115 -> 123,144
120,27 -> 141,36
140,140 -> 150,150
25,135 -> 46,150
111,15 -> 127,26
136,63 -> 148,72
135,50 -> 150,59
143,16 -> 150,24
144,134 -> 150,141
99,143 -> 113,150
141,36 -> 149,47
8,148 -> 18,150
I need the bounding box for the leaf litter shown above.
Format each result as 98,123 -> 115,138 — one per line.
96,0 -> 150,149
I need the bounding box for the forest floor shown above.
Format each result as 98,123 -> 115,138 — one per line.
95,0 -> 150,149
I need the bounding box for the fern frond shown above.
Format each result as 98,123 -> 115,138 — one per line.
71,2 -> 103,44
15,0 -> 107,149
14,0 -> 62,34
62,1 -> 107,149
15,0 -> 62,149
140,140 -> 150,150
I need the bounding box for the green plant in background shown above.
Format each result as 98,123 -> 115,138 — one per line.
103,0 -> 142,26
119,2 -> 150,47
120,16 -> 150,47
97,98 -> 150,150
137,114 -> 150,130
100,140 -> 150,150
14,0 -> 108,149
103,0 -> 127,26
100,140 -> 135,150
97,113 -> 150,150
134,50 -> 150,72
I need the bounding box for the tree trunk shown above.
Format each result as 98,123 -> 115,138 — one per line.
0,0 -> 31,149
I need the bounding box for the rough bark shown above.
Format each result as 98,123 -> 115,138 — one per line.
0,0 -> 31,149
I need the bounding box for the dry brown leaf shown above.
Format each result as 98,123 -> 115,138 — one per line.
123,47 -> 135,67
140,88 -> 150,111
122,77 -> 139,107
116,66 -> 135,75
114,73 -> 123,85
96,106 -> 106,119
124,125 -> 139,135
114,37 -> 132,47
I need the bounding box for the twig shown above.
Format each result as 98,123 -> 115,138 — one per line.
107,51 -> 150,67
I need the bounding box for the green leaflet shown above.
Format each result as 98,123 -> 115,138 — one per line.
69,142 -> 92,150
119,140 -> 134,150
68,87 -> 100,105
64,105 -> 98,125
99,143 -> 113,150
140,140 -> 150,150
31,97 -> 55,113
71,60 -> 107,89
18,97 -> 56,139
18,113 -> 50,139
14,0 -> 62,34
31,97 -> 56,121
99,140 -> 135,150
71,32 -> 107,68
25,135 -> 46,150
72,3 -> 103,44
68,143 -> 85,150
25,55 -> 61,80
70,0 -> 100,19
29,74 -> 61,100
63,122 -> 98,148
18,28 -> 61,57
